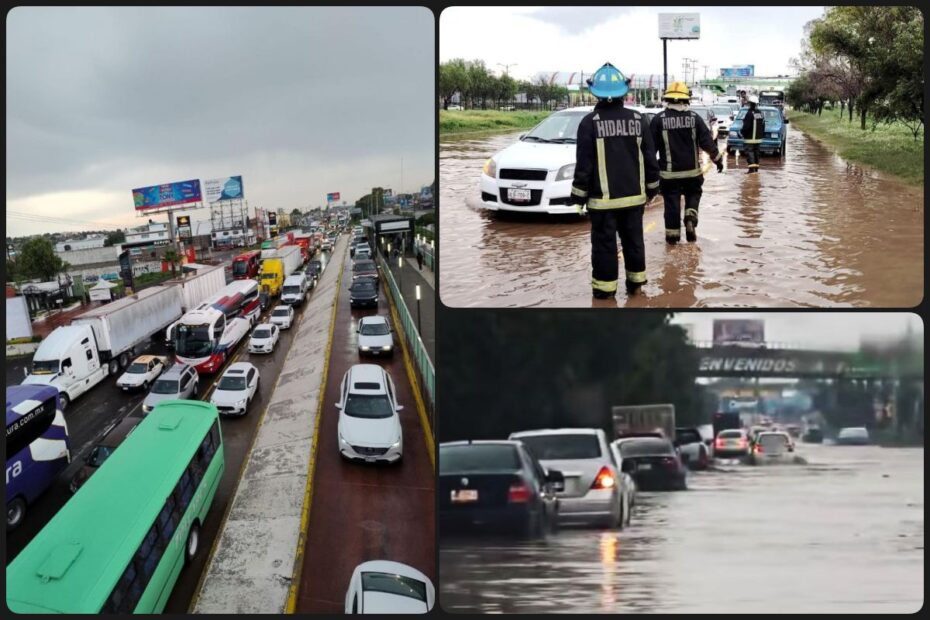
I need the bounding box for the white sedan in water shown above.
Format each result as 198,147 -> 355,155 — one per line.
116,355 -> 167,392
210,362 -> 260,416
357,315 -> 394,357
344,560 -> 435,613
269,304 -> 295,330
248,322 -> 280,354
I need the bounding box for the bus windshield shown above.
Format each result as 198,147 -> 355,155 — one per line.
175,324 -> 213,357
232,261 -> 249,276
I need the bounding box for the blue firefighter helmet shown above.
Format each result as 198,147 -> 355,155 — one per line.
586,62 -> 630,99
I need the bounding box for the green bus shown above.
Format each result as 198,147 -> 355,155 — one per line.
7,400 -> 225,613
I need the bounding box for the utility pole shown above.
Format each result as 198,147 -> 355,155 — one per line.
497,62 -> 517,76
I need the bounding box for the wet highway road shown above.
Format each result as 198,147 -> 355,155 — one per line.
439,126 -> 923,308
4,250 -> 334,613
440,444 -> 923,613
294,247 -> 435,611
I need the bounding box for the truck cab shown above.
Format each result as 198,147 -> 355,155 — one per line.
21,325 -> 106,411
259,261 -> 286,297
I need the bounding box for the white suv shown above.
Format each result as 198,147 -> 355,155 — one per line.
336,364 -> 403,464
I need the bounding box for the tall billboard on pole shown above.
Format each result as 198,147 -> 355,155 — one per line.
132,180 -> 202,212
203,176 -> 245,203
713,319 -> 765,346
658,13 -> 701,39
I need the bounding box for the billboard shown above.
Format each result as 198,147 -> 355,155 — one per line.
713,319 -> 765,346
720,65 -> 755,78
132,180 -> 202,211
326,192 -> 340,203
176,215 -> 192,239
658,13 -> 700,39
204,176 -> 244,203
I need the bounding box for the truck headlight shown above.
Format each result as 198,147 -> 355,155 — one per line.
482,158 -> 497,178
554,163 -> 575,182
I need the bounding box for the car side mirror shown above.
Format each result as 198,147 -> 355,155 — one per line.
546,468 -> 565,492
519,133 -> 526,139
334,402 -> 343,409
396,405 -> 404,411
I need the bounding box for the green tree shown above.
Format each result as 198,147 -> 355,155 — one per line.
439,58 -> 468,109
16,237 -> 66,281
6,258 -> 17,282
104,230 -> 126,247
290,208 -> 303,221
162,248 -> 181,278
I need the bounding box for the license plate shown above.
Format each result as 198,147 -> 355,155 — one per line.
451,489 -> 478,503
507,188 -> 531,202
638,463 -> 652,471
121,386 -> 130,391
365,457 -> 376,463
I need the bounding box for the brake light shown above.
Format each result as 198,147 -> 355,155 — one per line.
508,484 -> 531,503
661,457 -> 678,469
591,466 -> 616,490
753,444 -> 763,454
715,438 -> 725,449
738,438 -> 747,448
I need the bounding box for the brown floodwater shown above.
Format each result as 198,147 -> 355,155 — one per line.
439,127 -> 923,308
440,444 -> 924,613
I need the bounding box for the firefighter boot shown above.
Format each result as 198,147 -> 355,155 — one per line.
685,219 -> 697,242
625,280 -> 645,295
593,289 -> 615,300
665,229 -> 680,245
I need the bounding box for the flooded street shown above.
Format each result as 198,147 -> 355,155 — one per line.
439,127 -> 923,307
439,445 -> 923,613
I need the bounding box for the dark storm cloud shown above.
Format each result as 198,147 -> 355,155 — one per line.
7,6 -> 433,209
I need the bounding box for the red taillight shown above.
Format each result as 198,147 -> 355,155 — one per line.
508,484 -> 531,503
738,438 -> 748,448
661,457 -> 678,469
753,444 -> 763,454
591,466 -> 616,490
715,438 -> 725,448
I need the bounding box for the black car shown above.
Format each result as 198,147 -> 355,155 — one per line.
439,440 -> 563,539
349,279 -> 379,308
615,437 -> 687,491
802,427 -> 824,443
304,263 -> 320,288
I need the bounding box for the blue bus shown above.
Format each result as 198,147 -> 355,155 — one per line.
6,385 -> 71,530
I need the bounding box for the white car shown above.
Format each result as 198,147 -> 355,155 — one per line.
248,322 -> 280,354
210,362 -> 260,416
479,106 -> 593,215
358,315 -> 394,357
269,304 -> 295,330
344,560 -> 435,614
711,104 -> 735,137
115,355 -> 167,392
336,364 -> 403,464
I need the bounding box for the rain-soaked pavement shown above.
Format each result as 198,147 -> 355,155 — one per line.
439,126 -> 923,308
439,444 -> 923,613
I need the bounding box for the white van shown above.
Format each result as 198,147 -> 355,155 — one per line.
281,273 -> 309,306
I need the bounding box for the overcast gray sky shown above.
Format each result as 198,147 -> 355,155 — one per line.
7,6 -> 434,237
671,313 -> 923,351
441,6 -> 824,80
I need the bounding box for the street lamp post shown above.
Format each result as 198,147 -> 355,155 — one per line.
398,255 -> 404,294
415,284 -> 422,334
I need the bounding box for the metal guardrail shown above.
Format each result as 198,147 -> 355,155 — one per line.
413,239 -> 435,271
377,255 -> 435,424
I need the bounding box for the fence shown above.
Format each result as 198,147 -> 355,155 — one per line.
413,238 -> 435,271
376,254 -> 435,429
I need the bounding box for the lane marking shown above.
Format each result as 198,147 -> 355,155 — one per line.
382,264 -> 435,470
285,239 -> 347,614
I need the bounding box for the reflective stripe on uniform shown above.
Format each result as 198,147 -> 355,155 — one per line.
646,180 -> 660,190
588,194 -> 647,209
685,208 -> 698,218
662,130 -> 673,172
637,136 -> 645,197
592,277 -> 618,293
626,270 -> 647,284
666,228 -> 681,237
692,125 -> 699,174
596,138 -> 610,200
660,168 -> 702,179
748,163 -> 760,168
571,185 -> 588,197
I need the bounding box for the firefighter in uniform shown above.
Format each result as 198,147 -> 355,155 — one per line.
650,81 -> 724,244
570,62 -> 660,298
741,95 -> 766,173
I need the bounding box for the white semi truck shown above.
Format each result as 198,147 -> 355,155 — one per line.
22,286 -> 183,410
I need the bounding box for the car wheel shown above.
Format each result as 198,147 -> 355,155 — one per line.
142,381 -> 149,391
606,502 -> 622,529
184,521 -> 201,565
59,393 -> 70,412
7,497 -> 26,530
625,495 -> 633,527
615,499 -> 625,531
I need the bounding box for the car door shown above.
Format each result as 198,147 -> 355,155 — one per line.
272,324 -> 279,346
180,369 -> 195,398
147,359 -> 158,382
246,368 -> 258,400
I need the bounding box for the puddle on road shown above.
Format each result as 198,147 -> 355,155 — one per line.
439,127 -> 923,308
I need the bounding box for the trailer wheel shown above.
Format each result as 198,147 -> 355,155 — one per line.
119,352 -> 131,369
108,359 -> 120,375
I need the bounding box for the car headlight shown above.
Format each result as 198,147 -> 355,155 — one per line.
391,439 -> 401,448
768,132 -> 780,138
729,131 -> 739,138
236,399 -> 247,408
482,158 -> 497,178
383,345 -> 392,350
361,346 -> 371,351
554,163 -> 575,182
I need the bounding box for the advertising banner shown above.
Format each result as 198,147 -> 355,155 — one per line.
326,192 -> 340,203
720,65 -> 755,78
132,180 -> 202,211
204,176 -> 244,203
658,13 -> 700,39
713,319 -> 765,346
176,215 -> 192,239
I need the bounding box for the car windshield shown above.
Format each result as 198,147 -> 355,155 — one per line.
87,445 -> 115,467
440,444 -> 521,474
343,393 -> 393,419
253,328 -> 272,339
712,106 -> 733,116
273,308 -> 290,317
517,434 -> 601,460
151,379 -> 179,394
691,107 -> 714,121
619,438 -> 674,456
127,362 -> 149,374
523,110 -> 586,143
736,108 -> 781,122
351,282 -> 376,294
354,261 -> 376,272
760,434 -> 789,450
218,375 -> 247,391
719,430 -> 744,439
675,429 -> 702,444
360,322 -> 389,336
283,286 -> 300,295
361,573 -> 427,603
232,261 -> 248,276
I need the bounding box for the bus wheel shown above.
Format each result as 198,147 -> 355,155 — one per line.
59,394 -> 70,412
185,522 -> 201,564
7,497 -> 26,530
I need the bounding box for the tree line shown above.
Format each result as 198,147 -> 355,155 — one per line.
439,58 -> 570,110
439,312 -> 708,442
786,6 -> 924,139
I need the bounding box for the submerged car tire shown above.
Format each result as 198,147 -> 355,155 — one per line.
7,497 -> 26,530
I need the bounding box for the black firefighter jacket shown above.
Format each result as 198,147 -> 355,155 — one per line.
651,108 -> 722,179
571,100 -> 660,210
740,107 -> 766,144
